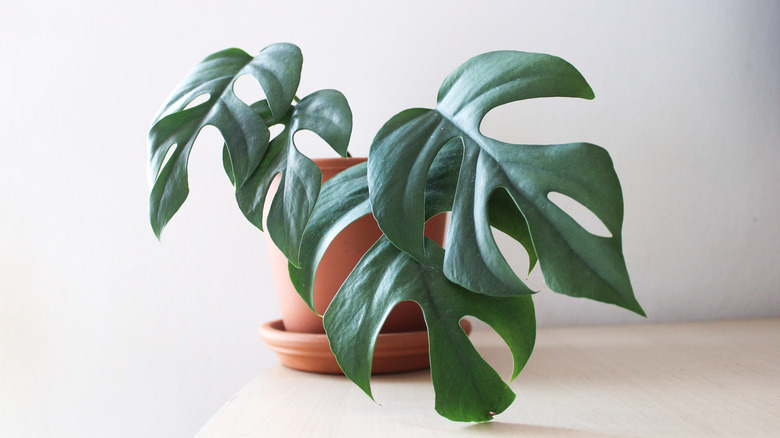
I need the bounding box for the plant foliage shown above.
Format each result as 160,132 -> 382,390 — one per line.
290,162 -> 535,422
148,43 -> 643,423
148,43 -> 352,265
368,51 -> 644,315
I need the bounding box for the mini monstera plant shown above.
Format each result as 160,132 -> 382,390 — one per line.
148,43 -> 352,265
148,42 -> 643,423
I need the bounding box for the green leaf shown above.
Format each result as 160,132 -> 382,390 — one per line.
368,50 -> 643,315
487,188 -> 537,275
222,99 -> 276,187
148,43 -> 302,238
287,162 -> 372,311
237,89 -> 353,266
324,237 -> 536,422
290,157 -> 536,422
288,141 -> 464,312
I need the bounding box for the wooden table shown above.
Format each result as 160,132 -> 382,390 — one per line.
196,319 -> 780,437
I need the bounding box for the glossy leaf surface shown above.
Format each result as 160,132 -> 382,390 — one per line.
147,43 -> 352,264
368,51 -> 643,315
287,162 -> 372,308
234,90 -> 351,265
290,161 -> 536,422
288,143 -> 518,312
325,237 -> 535,422
148,43 -> 302,238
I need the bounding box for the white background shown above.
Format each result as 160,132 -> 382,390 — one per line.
2,1 -> 778,436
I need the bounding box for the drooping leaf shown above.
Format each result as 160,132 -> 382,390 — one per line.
416,140 -> 538,272
148,43 -> 302,238
368,50 -> 643,315
324,237 -> 535,422
222,100 -> 276,187
487,188 -> 537,275
289,160 -> 536,422
287,162 -> 372,310
235,89 -> 352,266
289,141 -> 464,312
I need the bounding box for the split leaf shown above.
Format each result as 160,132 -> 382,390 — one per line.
290,160 -> 536,422
148,43 -> 302,238
235,90 -> 352,265
368,51 -> 643,314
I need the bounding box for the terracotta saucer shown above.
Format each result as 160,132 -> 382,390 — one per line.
259,319 -> 472,375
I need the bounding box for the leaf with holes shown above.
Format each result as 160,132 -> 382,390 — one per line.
287,162 -> 372,308
289,161 -> 535,422
288,142 -> 534,312
147,43 -> 352,265
368,51 -> 643,315
326,237 -> 535,422
148,43 -> 302,238
234,89 -> 352,265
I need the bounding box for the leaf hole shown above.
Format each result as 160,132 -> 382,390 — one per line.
424,213 -> 448,249
233,74 -> 267,106
153,143 -> 177,184
156,92 -> 209,120
293,130 -> 343,158
424,138 -> 464,220
465,317 -> 514,382
487,187 -> 539,278
480,98 -> 594,144
183,93 -> 210,110
269,124 -> 284,140
547,191 -> 612,238
491,226 -> 534,280
382,301 -> 426,333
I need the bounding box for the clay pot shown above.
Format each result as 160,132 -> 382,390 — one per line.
265,157 -> 446,334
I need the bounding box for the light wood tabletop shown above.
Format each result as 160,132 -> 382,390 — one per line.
196,319 -> 780,437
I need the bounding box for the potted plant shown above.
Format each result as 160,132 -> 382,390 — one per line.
148,43 -> 447,348
148,42 -> 643,422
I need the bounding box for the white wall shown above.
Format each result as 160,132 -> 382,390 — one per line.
1,0 -> 778,436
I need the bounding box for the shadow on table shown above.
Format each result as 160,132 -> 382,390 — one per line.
467,421 -> 614,437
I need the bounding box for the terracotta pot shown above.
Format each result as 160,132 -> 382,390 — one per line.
265,157 -> 447,334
